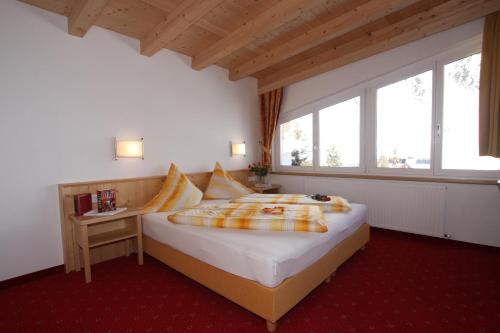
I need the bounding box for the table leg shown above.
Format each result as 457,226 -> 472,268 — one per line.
81,225 -> 91,283
72,222 -> 81,272
125,239 -> 131,256
136,215 -> 143,265
266,320 -> 277,332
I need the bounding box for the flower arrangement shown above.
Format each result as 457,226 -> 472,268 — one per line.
248,162 -> 270,177
248,162 -> 271,186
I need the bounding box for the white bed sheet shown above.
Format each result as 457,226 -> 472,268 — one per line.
142,200 -> 367,288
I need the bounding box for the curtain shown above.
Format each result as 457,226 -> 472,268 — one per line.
260,88 -> 284,166
479,11 -> 500,157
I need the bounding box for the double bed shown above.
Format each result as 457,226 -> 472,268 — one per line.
142,199 -> 369,331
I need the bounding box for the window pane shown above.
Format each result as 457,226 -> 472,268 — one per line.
376,70 -> 433,169
442,53 -> 500,170
319,97 -> 360,167
280,114 -> 313,166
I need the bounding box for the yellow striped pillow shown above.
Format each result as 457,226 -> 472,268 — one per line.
143,163 -> 203,213
203,162 -> 254,200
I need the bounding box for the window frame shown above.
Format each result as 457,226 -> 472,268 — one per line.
314,88 -> 365,174
433,40 -> 499,178
275,88 -> 365,174
365,61 -> 437,177
275,107 -> 315,172
274,36 -> 500,180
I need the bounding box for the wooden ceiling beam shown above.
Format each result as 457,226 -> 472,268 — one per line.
229,0 -> 420,81
68,0 -> 109,37
257,0 -> 500,94
140,0 -> 224,57
140,0 -> 266,55
191,0 -> 325,71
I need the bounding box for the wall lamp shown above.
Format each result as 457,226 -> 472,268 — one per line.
231,141 -> 246,157
114,138 -> 144,160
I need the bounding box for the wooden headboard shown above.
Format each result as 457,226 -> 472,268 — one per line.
58,169 -> 250,273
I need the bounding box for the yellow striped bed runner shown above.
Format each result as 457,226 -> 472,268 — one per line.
231,194 -> 352,212
167,203 -> 327,233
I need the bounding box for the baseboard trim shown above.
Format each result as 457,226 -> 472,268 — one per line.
0,265 -> 64,290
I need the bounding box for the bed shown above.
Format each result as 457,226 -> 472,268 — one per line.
142,199 -> 369,332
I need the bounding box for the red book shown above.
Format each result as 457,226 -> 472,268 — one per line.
74,193 -> 92,216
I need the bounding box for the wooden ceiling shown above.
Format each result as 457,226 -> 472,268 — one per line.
20,0 -> 500,94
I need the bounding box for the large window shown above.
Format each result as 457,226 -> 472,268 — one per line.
441,53 -> 500,171
376,70 -> 433,169
276,38 -> 500,178
319,96 -> 360,168
279,114 -> 313,167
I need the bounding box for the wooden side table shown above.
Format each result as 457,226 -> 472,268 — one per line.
251,184 -> 281,194
70,208 -> 143,283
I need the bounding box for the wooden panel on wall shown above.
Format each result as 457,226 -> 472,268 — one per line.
58,169 -> 250,273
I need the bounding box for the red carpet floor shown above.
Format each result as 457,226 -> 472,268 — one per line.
1,228 -> 499,333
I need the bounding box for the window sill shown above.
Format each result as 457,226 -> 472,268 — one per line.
271,171 -> 498,186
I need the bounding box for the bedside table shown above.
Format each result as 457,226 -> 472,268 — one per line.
252,184 -> 281,194
70,208 -> 143,283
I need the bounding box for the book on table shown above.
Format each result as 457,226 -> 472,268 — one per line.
74,193 -> 92,216
97,189 -> 117,213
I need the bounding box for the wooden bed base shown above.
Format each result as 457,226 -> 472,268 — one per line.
144,222 -> 370,331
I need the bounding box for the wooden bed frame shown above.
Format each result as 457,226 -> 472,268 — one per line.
58,169 -> 370,331
144,222 -> 370,332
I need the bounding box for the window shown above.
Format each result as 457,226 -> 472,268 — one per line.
376,70 -> 433,169
319,96 -> 360,168
275,38 -> 500,179
279,114 -> 313,167
441,53 -> 500,171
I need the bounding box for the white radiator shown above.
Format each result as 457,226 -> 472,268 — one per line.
304,178 -> 447,238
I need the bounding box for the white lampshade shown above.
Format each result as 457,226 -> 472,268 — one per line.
231,142 -> 246,156
114,138 -> 144,159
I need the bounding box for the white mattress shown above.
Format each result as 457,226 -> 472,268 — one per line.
142,200 -> 367,288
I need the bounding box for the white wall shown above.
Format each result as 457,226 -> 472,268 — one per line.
272,18 -> 500,248
0,1 -> 259,280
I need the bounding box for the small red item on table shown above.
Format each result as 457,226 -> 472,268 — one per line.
262,206 -> 285,215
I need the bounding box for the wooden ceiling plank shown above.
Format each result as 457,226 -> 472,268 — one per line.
191,0 -> 325,71
139,0 -> 177,12
93,0 -> 166,40
139,1 -> 243,35
140,0 -> 224,57
111,0 -> 268,54
19,0 -> 74,16
258,0 -> 500,94
254,0 -> 458,78
196,18 -> 229,37
68,0 -> 110,37
230,0 -> 419,81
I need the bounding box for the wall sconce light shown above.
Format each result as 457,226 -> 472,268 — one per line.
231,141 -> 246,157
114,138 -> 144,160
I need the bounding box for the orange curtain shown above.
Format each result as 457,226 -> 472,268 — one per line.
260,88 -> 284,166
479,11 -> 500,157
